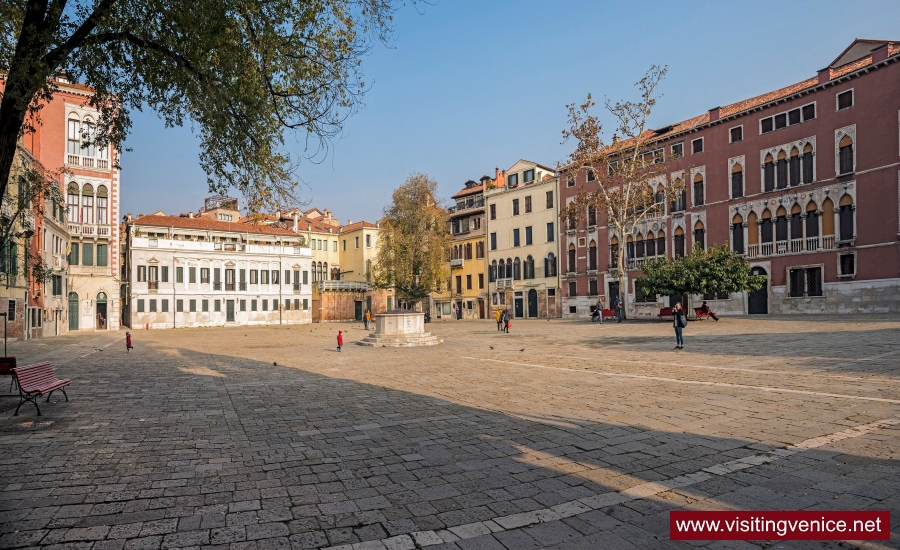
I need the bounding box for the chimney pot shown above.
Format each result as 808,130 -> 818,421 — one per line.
817,67 -> 833,84
871,43 -> 889,64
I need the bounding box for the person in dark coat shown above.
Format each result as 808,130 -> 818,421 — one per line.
699,301 -> 719,321
613,296 -> 623,323
672,303 -> 686,349
502,309 -> 510,333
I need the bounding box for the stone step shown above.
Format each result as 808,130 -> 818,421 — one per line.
356,334 -> 442,347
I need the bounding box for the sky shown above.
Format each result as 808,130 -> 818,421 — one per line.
120,0 -> 900,224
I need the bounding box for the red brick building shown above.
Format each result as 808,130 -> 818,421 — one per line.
560,39 -> 900,317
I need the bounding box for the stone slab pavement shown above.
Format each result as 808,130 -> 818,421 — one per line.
0,315 -> 898,549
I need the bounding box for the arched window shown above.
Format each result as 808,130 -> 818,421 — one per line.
761,209 -> 773,243
545,252 -> 557,278
636,234 -> 645,258
465,242 -> 472,260
609,236 -> 619,266
764,154 -> 775,192
324,262 -> 328,281
656,230 -> 666,256
67,117 -> 80,156
588,240 -> 597,270
776,150 -> 788,189
475,241 -> 484,259
790,204 -> 803,241
805,201 -> 819,240
839,195 -> 854,241
567,244 -> 576,273
82,117 -> 96,158
626,235 -> 635,263
822,198 -> 835,237
775,206 -> 788,242
81,183 -> 94,224
646,233 -> 656,257
731,164 -> 744,198
789,147 -> 800,187
747,211 -> 759,246
839,135 -> 854,174
498,259 -> 506,279
673,227 -> 685,257
670,179 -> 685,212
588,207 -> 597,227
732,214 -> 744,254
513,257 -> 521,281
66,182 -> 80,223
490,260 -> 497,282
524,255 -> 534,279
693,221 -> 705,250
654,185 -> 665,215
802,143 -> 814,183
693,173 -> 704,207
97,185 -> 108,225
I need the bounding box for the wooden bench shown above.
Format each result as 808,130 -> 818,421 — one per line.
0,356 -> 16,392
12,362 -> 71,416
693,307 -> 710,321
601,308 -> 617,320
657,307 -> 674,320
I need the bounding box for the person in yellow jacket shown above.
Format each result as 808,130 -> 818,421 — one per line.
495,309 -> 502,331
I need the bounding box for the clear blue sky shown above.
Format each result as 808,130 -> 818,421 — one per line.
120,0 -> 900,223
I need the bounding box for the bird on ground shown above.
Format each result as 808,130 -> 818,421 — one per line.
519,349 -> 525,352
273,362 -> 277,366
489,346 -> 494,350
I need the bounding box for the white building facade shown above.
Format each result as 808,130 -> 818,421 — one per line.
125,215 -> 312,329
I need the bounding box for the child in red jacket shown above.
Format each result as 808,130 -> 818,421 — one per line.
337,330 -> 343,352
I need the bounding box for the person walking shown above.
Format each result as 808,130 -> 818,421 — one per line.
455,304 -> 461,320
673,302 -> 687,350
495,309 -> 502,331
613,296 -> 623,323
337,330 -> 343,352
594,300 -> 604,324
503,309 -> 510,333
364,309 -> 371,330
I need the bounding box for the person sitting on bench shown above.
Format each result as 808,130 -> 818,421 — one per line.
699,301 -> 719,321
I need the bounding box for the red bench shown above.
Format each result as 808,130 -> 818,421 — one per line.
658,307 -> 674,320
601,308 -> 617,320
13,362 -> 71,416
693,307 -> 710,321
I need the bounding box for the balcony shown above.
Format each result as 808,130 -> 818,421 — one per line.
213,282 -> 222,290
148,281 -> 159,291
293,283 -> 301,292
496,278 -> 513,289
225,283 -> 235,291
239,282 -> 247,291
317,281 -> 370,292
67,223 -> 112,238
747,236 -> 836,258
627,257 -> 648,269
761,242 -> 774,256
450,258 -> 464,268
66,155 -> 110,171
448,198 -> 485,213
53,254 -> 65,269
791,239 -> 804,254
22,210 -> 35,231
1,196 -> 13,219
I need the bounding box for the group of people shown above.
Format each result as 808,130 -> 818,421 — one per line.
590,296 -> 624,324
494,309 -> 511,333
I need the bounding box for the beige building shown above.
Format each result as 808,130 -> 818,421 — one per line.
485,160 -> 561,319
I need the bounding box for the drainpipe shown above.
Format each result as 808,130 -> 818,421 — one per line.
278,238 -> 283,325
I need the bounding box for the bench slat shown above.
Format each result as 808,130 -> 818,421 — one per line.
14,362 -> 71,394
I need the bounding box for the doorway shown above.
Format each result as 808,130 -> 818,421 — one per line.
96,292 -> 108,330
668,294 -> 688,308
607,281 -> 620,308
226,300 -> 235,322
478,299 -> 485,319
527,289 -> 538,317
748,267 -> 769,314
68,292 -> 79,331
355,301 -> 363,321
514,292 -> 524,318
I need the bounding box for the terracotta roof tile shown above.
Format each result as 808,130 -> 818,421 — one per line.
452,182 -> 485,199
340,221 -> 378,232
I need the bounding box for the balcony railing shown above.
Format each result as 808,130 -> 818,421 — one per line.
448,198 -> 485,213
747,236 -> 836,258
747,244 -> 759,258
213,282 -> 222,290
822,235 -> 835,249
775,240 -> 788,255
148,281 -> 159,290
225,283 -> 235,291
239,282 -> 247,291
66,154 -> 110,170
761,242 -> 774,256
317,280 -> 370,292
293,283 -> 301,292
496,278 -> 513,289
627,257 -> 649,269
450,258 -> 464,267
790,239 -> 804,253
67,223 -> 111,238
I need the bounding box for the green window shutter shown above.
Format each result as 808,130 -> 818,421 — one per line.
82,243 -> 94,266
96,244 -> 108,266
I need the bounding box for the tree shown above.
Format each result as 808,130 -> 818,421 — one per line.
636,244 -> 766,299
560,66 -> 684,317
371,173 -> 449,307
0,0 -> 405,212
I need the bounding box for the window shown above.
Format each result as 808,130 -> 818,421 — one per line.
567,175 -> 575,187
774,113 -> 787,130
839,253 -> 855,277
176,299 -> 184,312
189,299 -> 197,312
478,273 -> 484,289
763,155 -> 775,192
731,216 -> 744,254
545,253 -> 557,277
523,256 -> 534,280
202,299 -> 209,312
176,266 -> 184,283
303,270 -> 308,284
839,195 -> 854,241
67,241 -> 79,265
476,241 -> 484,259
730,126 -> 743,143
525,226 -> 532,246
587,169 -> 596,181
455,275 -> 462,294
693,222 -> 706,250
674,229 -> 685,258
634,279 -> 655,302
303,299 -> 309,310
342,239 -> 346,251
239,299 -> 246,312
761,117 -> 774,134
588,240 -> 597,271
693,174 -> 704,207
839,135 -> 854,174
671,142 -> 683,159
589,279 -> 598,296
513,228 -> 520,247
148,265 -> 159,286
802,103 -> 815,121
789,267 -> 823,297
691,138 -> 703,154
790,148 -> 801,187
251,299 -> 257,311
802,143 -> 814,183
366,235 -> 372,248
671,188 -> 686,213
466,274 -> 472,290
149,299 -> 157,312
761,103 -> 815,134
294,299 -> 299,310
82,243 -> 93,266
355,236 -> 359,248
546,222 -> 554,243
788,108 -> 801,126
523,169 -> 535,183
507,173 -> 519,187
776,151 -> 787,189
512,199 -> 519,216
489,204 -> 496,220
837,90 -> 853,110
568,280 -> 577,297
524,196 -> 532,213
262,299 -> 268,311
200,268 -> 210,284
271,270 -> 279,285
546,191 -> 553,209
567,244 -> 576,273
137,265 -> 147,282
490,232 -> 497,250
249,269 -> 258,284
67,118 -> 80,155
137,299 -> 145,313
261,269 -> 269,284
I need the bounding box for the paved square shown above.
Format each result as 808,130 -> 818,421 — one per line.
1,316 -> 899,549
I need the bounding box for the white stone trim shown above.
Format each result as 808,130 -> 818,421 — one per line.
759,135 -> 817,192
690,165 -> 707,206
728,155 -> 745,199
834,124 -> 856,176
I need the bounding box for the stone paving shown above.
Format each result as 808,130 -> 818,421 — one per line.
0,315 -> 899,550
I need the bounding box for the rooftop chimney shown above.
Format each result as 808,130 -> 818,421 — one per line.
347,219 -> 352,225
872,43 -> 890,64
292,211 -> 299,232
708,106 -> 721,122
817,67 -> 833,84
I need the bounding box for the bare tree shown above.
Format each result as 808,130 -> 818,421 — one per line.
560,65 -> 684,317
